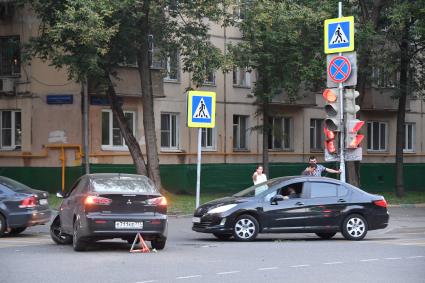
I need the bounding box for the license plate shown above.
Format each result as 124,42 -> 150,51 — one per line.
115,221 -> 143,229
192,217 -> 201,223
39,199 -> 48,205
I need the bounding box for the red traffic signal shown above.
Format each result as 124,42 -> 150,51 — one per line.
323,88 -> 341,132
346,120 -> 364,148
324,127 -> 337,153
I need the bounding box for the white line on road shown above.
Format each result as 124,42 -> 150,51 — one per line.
323,261 -> 343,265
216,271 -> 240,275
134,280 -> 157,283
257,267 -> 279,271
289,264 -> 310,268
360,259 -> 379,262
407,255 -> 425,259
384,257 -> 402,260
176,275 -> 202,280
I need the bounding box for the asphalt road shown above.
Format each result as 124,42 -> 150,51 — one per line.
1,207 -> 424,283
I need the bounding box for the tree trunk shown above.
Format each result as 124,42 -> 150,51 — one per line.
105,73 -> 148,175
262,99 -> 269,177
137,0 -> 163,190
346,161 -> 360,187
395,22 -> 409,198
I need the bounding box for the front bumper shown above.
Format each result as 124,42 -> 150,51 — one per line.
8,208 -> 52,228
192,214 -> 234,234
79,213 -> 168,240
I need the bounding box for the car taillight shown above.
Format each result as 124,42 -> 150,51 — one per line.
19,196 -> 37,208
84,195 -> 112,206
373,199 -> 387,208
147,196 -> 167,206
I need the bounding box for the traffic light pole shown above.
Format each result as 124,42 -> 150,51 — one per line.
338,2 -> 346,182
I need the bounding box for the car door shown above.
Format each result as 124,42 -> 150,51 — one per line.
60,177 -> 87,232
303,181 -> 348,231
261,181 -> 308,232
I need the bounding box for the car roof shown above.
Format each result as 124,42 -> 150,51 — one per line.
85,173 -> 150,180
270,175 -> 342,185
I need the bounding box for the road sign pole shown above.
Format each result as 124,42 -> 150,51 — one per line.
338,1 -> 346,183
195,128 -> 202,208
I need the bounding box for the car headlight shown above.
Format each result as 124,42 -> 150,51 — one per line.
207,204 -> 237,214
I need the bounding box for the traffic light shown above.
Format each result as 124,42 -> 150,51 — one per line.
344,89 -> 364,148
324,127 -> 337,153
323,88 -> 341,132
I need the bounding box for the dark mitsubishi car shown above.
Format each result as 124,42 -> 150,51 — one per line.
50,173 -> 167,251
0,176 -> 51,237
193,176 -> 389,241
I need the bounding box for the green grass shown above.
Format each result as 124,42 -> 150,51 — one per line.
47,191 -> 425,214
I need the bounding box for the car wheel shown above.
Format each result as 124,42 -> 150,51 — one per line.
151,238 -> 166,250
0,214 -> 6,238
73,219 -> 87,251
9,227 -> 26,235
315,232 -> 337,240
50,215 -> 72,245
233,215 -> 259,241
342,214 -> 368,241
213,233 -> 232,240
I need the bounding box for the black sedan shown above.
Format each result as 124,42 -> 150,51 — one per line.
50,173 -> 168,251
193,176 -> 389,241
0,176 -> 51,237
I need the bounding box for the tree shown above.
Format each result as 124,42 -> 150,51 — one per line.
382,0 -> 425,197
228,0 -> 331,175
23,0 -> 230,190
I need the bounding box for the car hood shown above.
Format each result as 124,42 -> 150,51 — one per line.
194,196 -> 250,215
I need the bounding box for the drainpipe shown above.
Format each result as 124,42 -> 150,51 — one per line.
83,78 -> 90,174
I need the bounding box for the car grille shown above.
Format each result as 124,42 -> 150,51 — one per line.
193,221 -> 213,229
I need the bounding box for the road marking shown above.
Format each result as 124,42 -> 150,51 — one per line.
407,255 -> 425,259
216,271 -> 240,275
135,281 -> 157,283
384,257 -> 401,260
360,259 -> 379,262
289,264 -> 310,268
257,267 -> 279,271
176,275 -> 201,280
323,261 -> 343,265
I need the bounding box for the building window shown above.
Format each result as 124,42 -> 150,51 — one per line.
268,117 -> 292,150
233,0 -> 249,20
367,121 -> 387,151
101,110 -> 135,149
233,115 -> 248,150
161,113 -> 179,149
204,70 -> 215,85
310,119 -> 324,151
233,67 -> 251,87
164,50 -> 179,81
0,36 -> 20,76
372,67 -> 399,88
201,128 -> 216,150
0,110 -> 21,150
403,123 -> 415,152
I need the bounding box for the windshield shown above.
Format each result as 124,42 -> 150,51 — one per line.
233,178 -> 283,198
92,176 -> 159,194
0,176 -> 34,193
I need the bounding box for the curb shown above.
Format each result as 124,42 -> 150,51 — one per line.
388,203 -> 425,208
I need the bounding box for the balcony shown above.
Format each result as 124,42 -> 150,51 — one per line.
271,91 -> 316,106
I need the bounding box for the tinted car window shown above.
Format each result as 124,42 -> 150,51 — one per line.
233,179 -> 284,198
0,176 -> 34,193
338,186 -> 349,197
310,182 -> 338,198
92,176 -> 158,194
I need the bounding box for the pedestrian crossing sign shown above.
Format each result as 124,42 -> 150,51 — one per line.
324,16 -> 354,54
187,91 -> 216,128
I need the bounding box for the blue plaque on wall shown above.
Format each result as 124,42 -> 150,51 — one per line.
46,95 -> 73,104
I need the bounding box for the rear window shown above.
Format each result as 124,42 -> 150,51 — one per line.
92,176 -> 158,194
0,177 -> 34,193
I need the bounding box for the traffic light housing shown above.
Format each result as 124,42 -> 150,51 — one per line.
344,89 -> 364,149
324,127 -> 337,153
323,88 -> 341,132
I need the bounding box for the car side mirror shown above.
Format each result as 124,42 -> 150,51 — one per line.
270,194 -> 284,204
56,192 -> 64,198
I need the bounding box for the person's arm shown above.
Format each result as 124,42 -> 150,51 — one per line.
325,167 -> 341,174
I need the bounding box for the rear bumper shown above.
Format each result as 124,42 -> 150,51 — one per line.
368,211 -> 390,230
7,208 -> 52,228
79,213 -> 168,240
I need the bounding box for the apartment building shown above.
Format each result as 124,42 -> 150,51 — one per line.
0,2 -> 424,194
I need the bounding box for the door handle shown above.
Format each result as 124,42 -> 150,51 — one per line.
295,202 -> 304,206
337,199 -> 346,203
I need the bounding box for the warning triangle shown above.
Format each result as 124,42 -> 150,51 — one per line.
193,98 -> 210,119
330,24 -> 348,44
